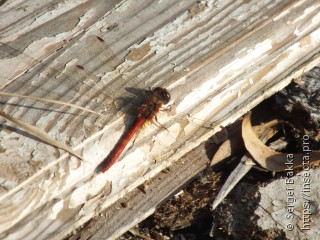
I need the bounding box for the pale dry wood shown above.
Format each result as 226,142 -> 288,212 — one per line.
0,106 -> 83,159
0,0 -> 320,239
255,168 -> 320,239
69,143 -> 210,240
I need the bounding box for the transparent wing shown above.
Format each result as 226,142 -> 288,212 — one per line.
0,36 -> 144,125
0,35 -> 217,165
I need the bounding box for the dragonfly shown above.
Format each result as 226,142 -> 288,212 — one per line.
0,36 -> 220,179
98,86 -> 171,173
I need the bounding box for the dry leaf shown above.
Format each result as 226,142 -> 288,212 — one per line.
242,112 -> 320,171
211,119 -> 279,167
211,119 -> 279,210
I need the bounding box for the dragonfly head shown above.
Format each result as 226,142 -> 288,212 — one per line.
152,87 -> 171,105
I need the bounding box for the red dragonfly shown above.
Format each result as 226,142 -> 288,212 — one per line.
0,37 -> 172,174
98,87 -> 171,172
0,36 -> 216,175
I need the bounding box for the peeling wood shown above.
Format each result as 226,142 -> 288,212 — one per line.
126,43 -> 152,62
1,0 -> 320,239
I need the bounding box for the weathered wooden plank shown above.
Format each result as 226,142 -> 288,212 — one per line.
0,0 -> 320,239
68,142 -> 211,240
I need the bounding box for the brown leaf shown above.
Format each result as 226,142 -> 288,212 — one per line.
211,119 -> 279,167
242,112 -> 320,171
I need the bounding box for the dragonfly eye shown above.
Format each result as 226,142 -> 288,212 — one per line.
153,87 -> 171,104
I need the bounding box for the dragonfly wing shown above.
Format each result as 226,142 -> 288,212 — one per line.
84,35 -> 121,73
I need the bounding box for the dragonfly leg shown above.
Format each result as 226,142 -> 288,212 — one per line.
160,103 -> 172,112
152,115 -> 168,131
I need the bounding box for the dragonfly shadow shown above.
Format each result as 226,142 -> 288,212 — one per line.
96,156 -> 110,173
114,87 -> 151,117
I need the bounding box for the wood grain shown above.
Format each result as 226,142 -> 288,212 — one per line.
0,0 -> 320,239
